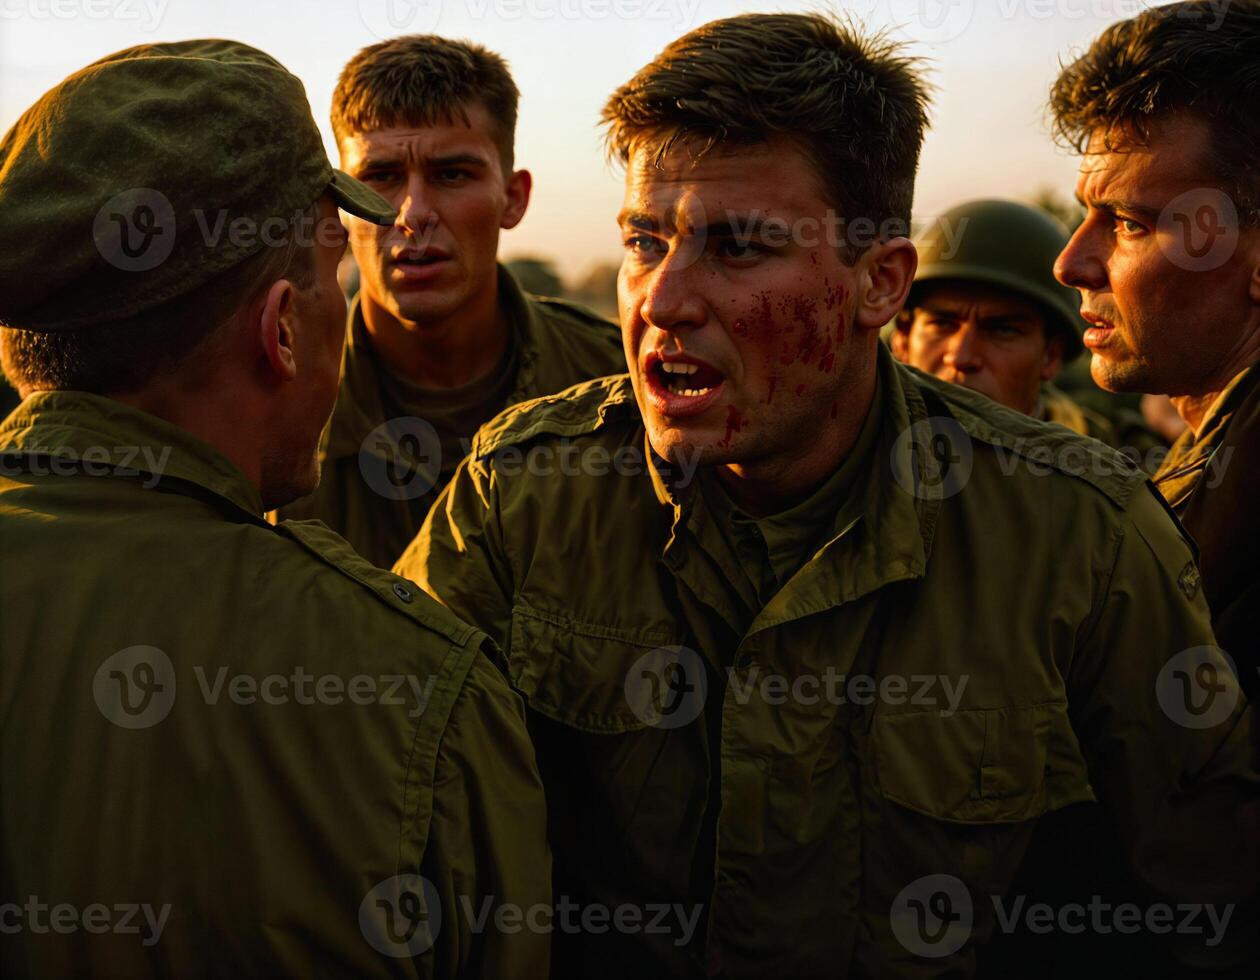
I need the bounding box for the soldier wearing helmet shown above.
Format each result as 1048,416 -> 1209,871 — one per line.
891,198 -> 1115,441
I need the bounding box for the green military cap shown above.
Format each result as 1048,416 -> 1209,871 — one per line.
0,39 -> 396,333
909,199 -> 1085,359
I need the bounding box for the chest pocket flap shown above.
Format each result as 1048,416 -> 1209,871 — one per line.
874,703 -> 1093,823
508,601 -> 690,734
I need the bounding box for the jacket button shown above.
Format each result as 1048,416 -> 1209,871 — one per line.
392,582 -> 413,603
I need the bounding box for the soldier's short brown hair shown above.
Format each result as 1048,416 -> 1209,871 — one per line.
332,35 -> 520,170
1,222 -> 316,396
1050,0 -> 1260,223
601,12 -> 931,262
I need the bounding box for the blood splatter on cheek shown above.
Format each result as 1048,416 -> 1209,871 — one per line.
720,405 -> 747,448
822,280 -> 849,347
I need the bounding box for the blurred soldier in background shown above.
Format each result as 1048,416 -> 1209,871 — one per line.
0,41 -> 548,978
891,198 -> 1166,468
1053,0 -> 1260,697
276,35 -> 625,567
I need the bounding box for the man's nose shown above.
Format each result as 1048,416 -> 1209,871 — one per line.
1055,222 -> 1107,294
396,175 -> 438,238
638,242 -> 708,335
943,320 -> 984,373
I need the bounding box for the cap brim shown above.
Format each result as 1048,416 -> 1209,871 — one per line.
328,169 -> 396,225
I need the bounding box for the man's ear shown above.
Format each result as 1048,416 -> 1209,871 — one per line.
855,237 -> 917,332
501,168 -> 532,230
1041,331 -> 1066,381
258,279 -> 298,382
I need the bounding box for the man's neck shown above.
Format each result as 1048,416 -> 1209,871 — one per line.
361,277 -> 509,389
713,367 -> 877,518
1170,328 -> 1260,436
112,378 -> 264,490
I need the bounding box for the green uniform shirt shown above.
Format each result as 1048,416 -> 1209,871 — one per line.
397,347 -> 1257,978
696,379 -> 883,626
0,392 -> 550,979
1154,363 -> 1260,699
277,264 -> 625,568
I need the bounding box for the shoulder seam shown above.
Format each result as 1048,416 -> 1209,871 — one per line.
276,520 -> 484,648
902,365 -> 1144,508
472,374 -> 638,457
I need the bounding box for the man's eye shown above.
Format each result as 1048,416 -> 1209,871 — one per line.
624,234 -> 663,256
1117,217 -> 1147,235
716,240 -> 763,260
438,168 -> 470,182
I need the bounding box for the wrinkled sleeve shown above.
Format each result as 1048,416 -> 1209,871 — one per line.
395,455 -> 515,651
423,646 -> 551,980
1067,484 -> 1258,960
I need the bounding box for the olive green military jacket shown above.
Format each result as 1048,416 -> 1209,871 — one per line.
397,348 -> 1257,978
0,392 -> 550,979
1155,363 -> 1260,700
277,265 -> 625,568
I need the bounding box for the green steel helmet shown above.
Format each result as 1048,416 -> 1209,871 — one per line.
909,199 -> 1085,359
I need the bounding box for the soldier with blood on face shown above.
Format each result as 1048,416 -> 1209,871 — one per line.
398,12 -> 1258,978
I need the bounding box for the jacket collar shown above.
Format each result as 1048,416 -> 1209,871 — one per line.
649,345 -> 940,636
0,390 -> 263,517
324,264 -> 542,465
1156,362 -> 1260,491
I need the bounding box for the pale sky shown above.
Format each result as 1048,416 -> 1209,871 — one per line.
0,0 -> 1167,280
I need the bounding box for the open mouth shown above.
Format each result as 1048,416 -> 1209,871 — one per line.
644,352 -> 726,417
1080,312 -> 1117,349
655,359 -> 723,396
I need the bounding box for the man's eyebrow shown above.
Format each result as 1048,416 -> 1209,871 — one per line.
919,304 -> 963,318
698,214 -> 772,238
353,151 -> 489,170
424,152 -> 489,168
614,211 -> 775,237
980,313 -> 1037,325
1080,195 -> 1161,219
617,210 -> 658,232
354,154 -> 402,171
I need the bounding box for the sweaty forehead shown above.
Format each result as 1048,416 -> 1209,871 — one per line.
1076,117 -> 1215,204
621,139 -> 826,225
339,114 -> 500,168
